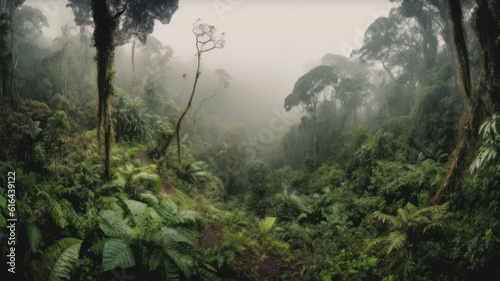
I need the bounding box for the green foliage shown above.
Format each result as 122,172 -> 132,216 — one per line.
470,114 -> 500,175
102,238 -> 136,271
27,222 -> 43,253
43,238 -> 82,281
113,88 -> 152,142
315,249 -> 377,281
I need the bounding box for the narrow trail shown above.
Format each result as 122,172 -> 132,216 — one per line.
137,149 -> 175,194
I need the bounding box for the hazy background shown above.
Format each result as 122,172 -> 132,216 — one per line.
26,0 -> 396,132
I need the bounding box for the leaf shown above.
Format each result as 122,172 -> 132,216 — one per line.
149,248 -> 163,271
99,210 -> 133,238
155,227 -> 198,247
124,200 -> 147,217
28,223 -> 43,253
157,200 -> 178,220
258,217 -> 276,236
139,193 -> 159,206
44,238 -> 82,281
175,210 -> 202,224
102,238 -> 135,272
386,231 -> 407,254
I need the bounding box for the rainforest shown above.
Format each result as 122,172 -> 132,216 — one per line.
1,0 -> 500,280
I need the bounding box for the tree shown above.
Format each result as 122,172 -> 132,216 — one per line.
52,24 -> 75,98
163,19 -> 225,165
284,65 -> 338,170
67,0 -> 179,179
433,0 -> 500,204
0,0 -> 26,109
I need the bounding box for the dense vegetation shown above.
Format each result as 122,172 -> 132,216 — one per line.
1,0 -> 500,280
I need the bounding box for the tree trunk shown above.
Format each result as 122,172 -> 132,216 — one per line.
92,0 -> 119,180
131,38 -> 136,82
434,0 -> 500,204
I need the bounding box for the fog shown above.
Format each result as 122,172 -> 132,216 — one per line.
26,0 -> 394,132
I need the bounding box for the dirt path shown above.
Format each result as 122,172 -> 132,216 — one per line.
137,150 -> 175,194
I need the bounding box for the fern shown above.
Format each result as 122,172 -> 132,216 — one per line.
38,190 -> 68,228
43,238 -> 82,281
139,192 -> 159,206
99,210 -> 133,239
386,231 -> 407,254
165,247 -> 195,279
154,226 -> 198,247
175,210 -> 202,224
149,248 -> 164,271
102,238 -> 136,271
124,199 -> 147,217
156,200 -> 178,220
258,217 -> 277,237
27,223 -> 42,253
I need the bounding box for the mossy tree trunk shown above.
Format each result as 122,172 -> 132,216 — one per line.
434,0 -> 500,204
92,0 -> 120,180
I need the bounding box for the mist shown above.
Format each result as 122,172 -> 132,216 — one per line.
25,0 -> 394,134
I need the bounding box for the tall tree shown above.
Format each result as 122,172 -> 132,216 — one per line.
0,0 -> 25,109
162,19 -> 225,165
284,65 -> 338,170
67,0 -> 179,179
434,0 -> 500,203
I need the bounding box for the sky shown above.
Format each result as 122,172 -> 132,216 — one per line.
25,0 -> 397,131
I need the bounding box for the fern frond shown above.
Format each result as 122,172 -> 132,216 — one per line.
102,238 -> 136,272
37,190 -> 69,229
149,248 -> 164,271
156,200 -> 178,220
139,192 -> 159,206
27,223 -> 42,253
43,238 -> 82,281
175,210 -> 202,224
386,231 -> 407,254
124,199 -> 147,217
258,217 -> 276,236
154,227 -> 198,247
99,210 -> 133,239
165,248 -> 194,279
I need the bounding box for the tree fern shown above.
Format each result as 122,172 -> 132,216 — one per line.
102,238 -> 136,272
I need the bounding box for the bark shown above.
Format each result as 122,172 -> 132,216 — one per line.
434,0 -> 500,204
92,0 -> 118,180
